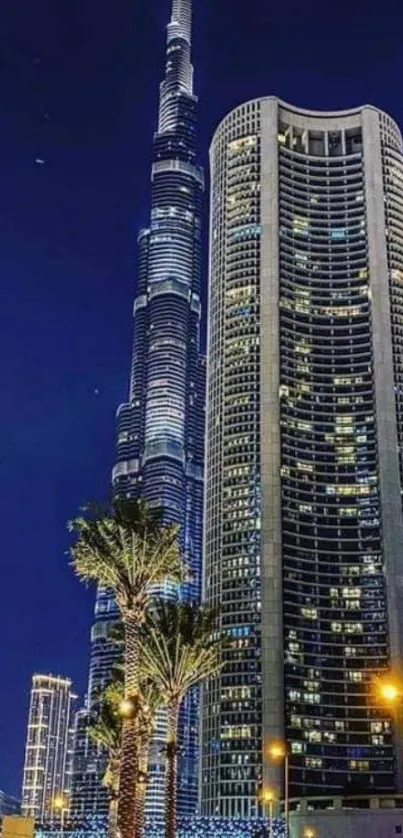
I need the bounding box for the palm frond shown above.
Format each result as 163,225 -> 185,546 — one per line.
88,702 -> 121,753
140,601 -> 223,704
68,498 -> 185,618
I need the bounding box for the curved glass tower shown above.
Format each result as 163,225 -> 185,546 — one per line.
201,98 -> 403,818
71,0 -> 204,821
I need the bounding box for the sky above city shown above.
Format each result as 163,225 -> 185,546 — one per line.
1,0 -> 403,798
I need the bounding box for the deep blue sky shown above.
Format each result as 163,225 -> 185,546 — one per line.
1,0 -> 403,799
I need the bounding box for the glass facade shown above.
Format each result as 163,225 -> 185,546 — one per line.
71,0 -> 204,822
201,99 -> 403,817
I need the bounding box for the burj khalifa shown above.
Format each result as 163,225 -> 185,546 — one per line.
71,0 -> 205,822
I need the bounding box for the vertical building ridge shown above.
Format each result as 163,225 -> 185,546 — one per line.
71,0 -> 205,821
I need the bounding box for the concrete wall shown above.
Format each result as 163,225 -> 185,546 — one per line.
290,807 -> 403,838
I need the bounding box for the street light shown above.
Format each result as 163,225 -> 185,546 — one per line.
268,741 -> 289,838
302,828 -> 317,838
379,682 -> 400,704
53,794 -> 67,835
261,787 -> 277,838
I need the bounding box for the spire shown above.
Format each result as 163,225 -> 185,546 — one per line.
158,0 -> 194,133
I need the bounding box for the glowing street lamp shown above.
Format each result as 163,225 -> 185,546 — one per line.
268,741 -> 289,838
379,682 -> 400,704
269,742 -> 287,761
261,787 -> 277,838
53,794 -> 68,835
302,828 -> 318,838
53,795 -> 65,810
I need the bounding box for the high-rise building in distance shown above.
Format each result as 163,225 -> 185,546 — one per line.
0,791 -> 21,817
71,0 -> 204,821
201,97 -> 403,818
22,675 -> 76,823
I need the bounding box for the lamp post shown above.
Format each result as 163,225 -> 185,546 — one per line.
53,795 -> 67,836
268,742 -> 289,838
261,788 -> 277,838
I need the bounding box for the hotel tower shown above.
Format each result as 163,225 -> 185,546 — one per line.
201,98 -> 403,818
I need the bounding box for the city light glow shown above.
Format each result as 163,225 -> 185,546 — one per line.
379,683 -> 399,703
268,742 -> 287,761
261,788 -> 277,804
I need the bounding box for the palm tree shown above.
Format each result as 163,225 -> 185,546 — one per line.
141,601 -> 223,838
68,498 -> 185,838
102,626 -> 164,838
90,673 -> 162,838
88,694 -> 121,838
134,680 -> 163,838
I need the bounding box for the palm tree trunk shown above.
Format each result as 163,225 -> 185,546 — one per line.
108,792 -> 119,838
118,615 -> 140,838
107,759 -> 120,838
164,700 -> 180,838
134,736 -> 149,838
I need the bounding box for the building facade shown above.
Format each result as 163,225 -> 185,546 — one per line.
201,98 -> 403,817
71,0 -> 204,821
22,675 -> 76,823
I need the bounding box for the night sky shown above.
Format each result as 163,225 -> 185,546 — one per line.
1,0 -> 402,799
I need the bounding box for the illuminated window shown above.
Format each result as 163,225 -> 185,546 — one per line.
348,671 -> 363,682
345,623 -> 363,634
343,588 -> 361,599
297,421 -> 312,432
349,760 -> 369,771
305,757 -> 322,768
306,731 -> 322,743
304,693 -> 320,704
293,217 -> 309,236
297,462 -> 314,473
371,722 -> 383,733
221,725 -> 252,740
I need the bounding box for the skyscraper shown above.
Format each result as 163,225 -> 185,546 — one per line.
71,0 -> 204,821
201,98 -> 403,818
22,675 -> 76,823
